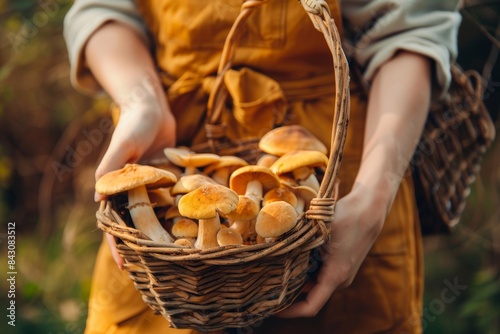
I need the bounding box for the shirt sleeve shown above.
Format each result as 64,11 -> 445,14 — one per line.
63,0 -> 149,95
341,0 -> 462,98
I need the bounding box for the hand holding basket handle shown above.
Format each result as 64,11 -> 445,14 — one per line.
279,2 -> 434,317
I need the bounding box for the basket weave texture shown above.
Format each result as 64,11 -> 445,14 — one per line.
97,1 -> 349,331
412,65 -> 496,235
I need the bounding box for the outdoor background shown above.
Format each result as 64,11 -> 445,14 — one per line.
0,1 -> 499,333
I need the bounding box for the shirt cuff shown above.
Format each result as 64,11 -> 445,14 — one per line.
343,1 -> 461,99
63,1 -> 149,95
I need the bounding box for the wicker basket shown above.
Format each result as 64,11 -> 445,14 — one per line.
412,64 -> 496,235
97,1 -> 349,332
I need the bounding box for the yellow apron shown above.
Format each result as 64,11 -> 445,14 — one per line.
85,1 -> 423,333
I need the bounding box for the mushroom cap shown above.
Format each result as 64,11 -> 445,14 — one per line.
172,218 -> 198,238
278,175 -> 299,187
256,154 -> 279,168
226,195 -> 260,221
270,150 -> 328,175
178,184 -> 239,219
170,174 -> 217,196
217,228 -> 243,246
165,206 -> 181,221
259,125 -> 328,156
148,188 -> 175,207
203,156 -> 249,175
164,148 -> 220,168
263,187 -> 298,207
95,164 -> 178,195
255,201 -> 298,238
283,184 -> 318,204
174,238 -> 195,248
229,165 -> 280,195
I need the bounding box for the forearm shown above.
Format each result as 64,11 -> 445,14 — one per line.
353,51 -> 432,214
85,21 -> 169,114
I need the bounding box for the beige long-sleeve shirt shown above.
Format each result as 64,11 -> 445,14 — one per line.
63,0 -> 461,98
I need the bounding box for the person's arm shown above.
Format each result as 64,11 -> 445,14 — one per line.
85,22 -> 176,269
84,22 -> 176,185
278,50 -> 431,317
64,0 -> 151,94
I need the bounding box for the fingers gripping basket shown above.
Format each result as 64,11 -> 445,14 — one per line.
96,1 -> 350,331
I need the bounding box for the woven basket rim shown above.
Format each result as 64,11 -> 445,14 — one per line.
97,200 -> 330,264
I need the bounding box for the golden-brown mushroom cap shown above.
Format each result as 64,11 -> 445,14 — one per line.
255,201 -> 298,239
172,218 -> 198,239
203,156 -> 249,176
226,195 -> 260,221
282,184 -> 318,213
165,206 -> 181,221
174,238 -> 195,248
217,228 -> 243,246
164,148 -> 220,169
229,165 -> 280,195
95,164 -> 177,195
269,150 -> 328,175
170,174 -> 217,196
178,184 -> 239,219
263,187 -> 298,207
256,154 -> 279,168
258,125 -> 328,156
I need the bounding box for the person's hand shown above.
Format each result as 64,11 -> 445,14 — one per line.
96,100 -> 177,269
95,102 -> 177,193
277,184 -> 388,317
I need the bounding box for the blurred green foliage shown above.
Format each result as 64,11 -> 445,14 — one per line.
0,1 -> 499,333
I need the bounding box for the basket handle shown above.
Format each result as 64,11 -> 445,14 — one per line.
299,1 -> 350,214
207,0 -> 350,219
205,0 -> 271,151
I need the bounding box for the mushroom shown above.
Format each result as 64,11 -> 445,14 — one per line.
258,125 -> 328,156
174,238 -> 195,248
170,174 -> 217,197
148,188 -> 175,208
262,187 -> 298,208
270,150 -> 328,192
217,228 -> 243,246
165,205 -> 182,222
226,195 -> 260,236
164,147 -> 220,175
178,184 -> 239,249
281,181 -> 318,214
256,154 -> 278,168
147,187 -> 175,223
203,156 -> 249,187
255,201 -> 298,243
95,164 -> 177,243
229,165 -> 280,207
171,218 -> 198,244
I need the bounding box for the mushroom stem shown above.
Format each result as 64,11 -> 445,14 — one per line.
128,186 -> 174,243
293,167 -> 320,192
245,180 -> 263,206
299,174 -> 320,192
184,166 -> 197,175
194,213 -> 221,249
295,197 -> 306,214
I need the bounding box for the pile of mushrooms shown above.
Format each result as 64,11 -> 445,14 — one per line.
95,125 -> 328,250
